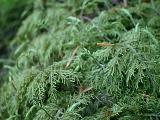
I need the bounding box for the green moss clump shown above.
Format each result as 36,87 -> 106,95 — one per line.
1,0 -> 160,120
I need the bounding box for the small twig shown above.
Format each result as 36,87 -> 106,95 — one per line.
97,42 -> 114,47
65,46 -> 79,68
82,16 -> 92,22
79,86 -> 93,94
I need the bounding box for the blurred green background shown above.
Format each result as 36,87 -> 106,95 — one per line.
0,0 -> 32,56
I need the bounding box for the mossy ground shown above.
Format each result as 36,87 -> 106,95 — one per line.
0,0 -> 160,120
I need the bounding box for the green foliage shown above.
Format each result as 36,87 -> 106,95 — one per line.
0,0 -> 32,47
1,0 -> 160,120
0,0 -> 33,87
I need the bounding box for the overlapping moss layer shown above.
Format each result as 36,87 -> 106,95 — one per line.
1,0 -> 160,120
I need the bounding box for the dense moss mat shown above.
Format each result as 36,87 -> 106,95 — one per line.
0,0 -> 33,86
0,0 -> 160,120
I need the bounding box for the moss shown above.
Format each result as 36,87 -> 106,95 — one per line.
0,0 -> 160,120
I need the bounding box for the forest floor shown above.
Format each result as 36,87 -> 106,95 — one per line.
0,0 -> 160,120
